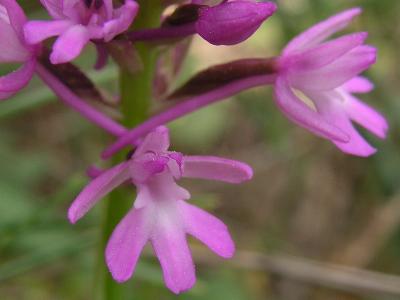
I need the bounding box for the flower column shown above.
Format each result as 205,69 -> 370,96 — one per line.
100,2 -> 163,299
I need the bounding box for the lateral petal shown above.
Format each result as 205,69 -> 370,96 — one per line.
283,8 -> 361,55
180,201 -> 234,258
0,59 -> 35,97
50,24 -> 90,64
309,90 -> 376,157
68,162 -> 131,223
0,17 -> 28,62
103,0 -> 139,42
1,0 -> 28,39
287,32 -> 367,71
342,76 -> 374,94
24,20 -> 72,45
106,207 -> 150,283
343,92 -> 388,139
39,0 -> 65,19
182,155 -> 253,184
274,77 -> 349,142
289,46 -> 376,91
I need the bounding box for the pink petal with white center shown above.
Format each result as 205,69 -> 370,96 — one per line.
151,218 -> 195,294
274,76 -> 349,142
39,0 -> 65,19
68,162 -> 130,223
50,24 -> 90,64
135,126 -> 170,156
290,45 -> 376,91
0,59 -> 35,98
1,0 -> 28,39
342,76 -> 374,94
286,32 -> 368,71
283,8 -> 361,55
343,92 -> 388,139
0,16 -> 29,62
103,0 -> 139,42
180,201 -> 235,258
24,20 -> 73,45
182,155 -> 253,184
309,90 -> 376,157
106,207 -> 150,283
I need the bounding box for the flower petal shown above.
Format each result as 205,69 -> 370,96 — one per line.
24,20 -> 73,45
342,76 -> 374,94
103,0 -> 139,42
68,162 -> 130,223
343,92 -> 388,139
286,32 -> 368,71
0,59 -> 35,98
289,45 -> 376,91
180,201 -> 234,258
196,1 -> 276,45
151,220 -> 195,294
0,17 -> 28,62
274,76 -> 349,142
134,126 -> 170,156
283,8 -> 361,55
50,24 -> 90,64
1,0 -> 28,39
182,155 -> 253,184
309,90 -> 377,156
39,0 -> 65,19
106,207 -> 150,283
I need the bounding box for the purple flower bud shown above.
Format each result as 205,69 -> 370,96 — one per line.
196,0 -> 277,45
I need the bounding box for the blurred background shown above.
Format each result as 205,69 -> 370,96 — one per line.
1,0 -> 400,299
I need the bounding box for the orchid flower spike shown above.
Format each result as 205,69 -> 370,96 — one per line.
0,0 -> 39,100
274,8 -> 388,156
68,126 -> 253,294
24,0 -> 139,64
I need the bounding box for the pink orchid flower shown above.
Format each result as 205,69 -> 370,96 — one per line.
68,126 -> 253,294
274,8 -> 388,156
24,0 -> 139,64
0,0 -> 39,99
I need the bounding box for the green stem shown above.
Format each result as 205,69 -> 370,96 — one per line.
97,2 -> 163,299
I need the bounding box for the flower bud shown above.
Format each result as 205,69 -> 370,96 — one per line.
196,0 -> 277,45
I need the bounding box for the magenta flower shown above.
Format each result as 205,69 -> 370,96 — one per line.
68,126 -> 252,293
274,8 -> 388,156
24,0 -> 139,64
0,0 -> 39,99
196,0 -> 277,45
129,1 -> 276,46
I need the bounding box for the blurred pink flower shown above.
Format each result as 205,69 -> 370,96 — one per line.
68,126 -> 253,293
0,0 -> 39,99
274,8 -> 388,156
24,0 -> 139,64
